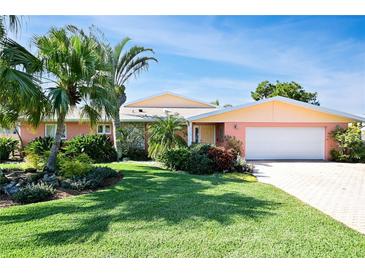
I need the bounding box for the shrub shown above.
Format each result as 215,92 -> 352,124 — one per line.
62,167 -> 119,191
85,167 -> 119,182
58,153 -> 93,178
187,152 -> 214,175
234,156 -> 254,173
222,135 -> 243,156
25,137 -> 56,170
160,147 -> 191,171
63,134 -> 117,163
12,183 -> 55,204
330,124 -> 365,163
0,137 -> 19,161
207,146 -> 236,172
25,137 -> 55,156
186,144 -> 214,175
125,147 -> 149,161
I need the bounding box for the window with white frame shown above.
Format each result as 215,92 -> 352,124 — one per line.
97,124 -> 111,135
45,124 -> 67,139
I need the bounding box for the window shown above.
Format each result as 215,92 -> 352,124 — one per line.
45,124 -> 67,139
194,126 -> 200,143
97,124 -> 111,135
0,127 -> 16,134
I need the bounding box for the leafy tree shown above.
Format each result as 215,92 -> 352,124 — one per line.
148,115 -> 187,159
251,80 -> 320,105
34,26 -> 116,173
107,37 -> 157,160
330,123 -> 365,163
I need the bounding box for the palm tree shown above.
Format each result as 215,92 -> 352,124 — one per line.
109,38 -> 157,159
148,115 -> 187,159
34,26 -> 116,173
0,15 -> 46,152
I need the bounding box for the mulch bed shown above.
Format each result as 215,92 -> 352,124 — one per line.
0,174 -> 123,208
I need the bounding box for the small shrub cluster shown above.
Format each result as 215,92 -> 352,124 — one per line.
124,147 -> 149,161
63,134 -> 117,163
222,135 -> 243,156
208,146 -> 236,172
0,137 -> 19,161
330,124 -> 365,163
58,153 -> 93,178
160,147 -> 190,171
25,137 -> 56,169
12,183 -> 55,204
61,167 -> 119,191
234,156 -> 254,173
160,141 -> 253,175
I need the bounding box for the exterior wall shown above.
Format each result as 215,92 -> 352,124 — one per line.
222,122 -> 348,160
195,101 -> 353,123
20,121 -> 113,144
126,93 -> 213,108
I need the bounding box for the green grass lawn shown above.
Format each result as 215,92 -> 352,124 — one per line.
1,161 -> 365,257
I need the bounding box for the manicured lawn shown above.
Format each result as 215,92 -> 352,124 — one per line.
0,161 -> 365,257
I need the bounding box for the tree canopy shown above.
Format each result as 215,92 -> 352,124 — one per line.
251,80 -> 320,105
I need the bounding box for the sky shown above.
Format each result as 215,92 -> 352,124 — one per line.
12,16 -> 365,115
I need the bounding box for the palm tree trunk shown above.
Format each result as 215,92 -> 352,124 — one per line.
113,90 -> 127,161
45,112 -> 66,173
113,106 -> 122,160
14,125 -> 24,159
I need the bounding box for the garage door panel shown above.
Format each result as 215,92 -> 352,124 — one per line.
246,127 -> 324,160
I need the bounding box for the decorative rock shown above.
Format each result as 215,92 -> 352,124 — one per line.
4,181 -> 20,196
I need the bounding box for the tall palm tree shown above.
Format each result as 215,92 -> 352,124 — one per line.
148,115 -> 187,159
0,15 -> 46,151
35,26 -> 116,173
110,38 -> 157,159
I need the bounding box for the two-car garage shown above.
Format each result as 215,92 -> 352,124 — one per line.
188,96 -> 363,161
245,127 -> 325,160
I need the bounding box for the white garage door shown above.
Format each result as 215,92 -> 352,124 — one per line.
246,127 -> 325,160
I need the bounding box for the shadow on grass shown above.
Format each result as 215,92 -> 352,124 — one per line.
0,164 -> 280,246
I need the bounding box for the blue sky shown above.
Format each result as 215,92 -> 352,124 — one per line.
14,16 -> 365,115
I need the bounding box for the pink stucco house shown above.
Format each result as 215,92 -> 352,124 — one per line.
2,92 -> 364,160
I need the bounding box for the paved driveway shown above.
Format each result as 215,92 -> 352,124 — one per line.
253,161 -> 365,234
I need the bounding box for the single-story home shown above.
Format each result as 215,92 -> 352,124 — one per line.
1,91 -> 364,160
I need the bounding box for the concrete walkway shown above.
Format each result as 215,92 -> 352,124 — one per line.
253,161 -> 365,234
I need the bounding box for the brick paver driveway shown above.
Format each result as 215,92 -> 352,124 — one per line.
253,161 -> 365,234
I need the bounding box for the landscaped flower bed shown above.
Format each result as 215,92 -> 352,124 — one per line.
0,166 -> 122,207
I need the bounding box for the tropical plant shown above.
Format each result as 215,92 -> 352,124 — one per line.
34,26 -> 116,173
251,80 -> 319,105
0,137 -> 18,161
0,16 -> 46,153
108,37 -> 157,159
118,123 -> 146,158
63,134 -> 117,163
148,115 -> 187,159
330,123 -> 365,163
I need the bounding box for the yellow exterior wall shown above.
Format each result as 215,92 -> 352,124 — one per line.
195,101 -> 353,123
126,93 -> 213,108
199,125 -> 215,144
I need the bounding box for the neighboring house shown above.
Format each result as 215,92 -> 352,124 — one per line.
2,92 -> 364,161
187,96 -> 365,160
